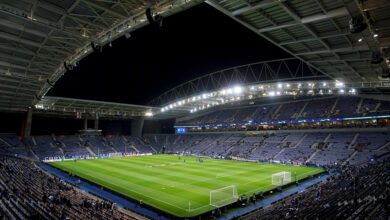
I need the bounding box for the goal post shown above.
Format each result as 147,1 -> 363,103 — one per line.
272,171 -> 291,186
209,185 -> 238,207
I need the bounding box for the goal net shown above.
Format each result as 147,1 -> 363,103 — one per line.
209,185 -> 238,207
272,171 -> 291,186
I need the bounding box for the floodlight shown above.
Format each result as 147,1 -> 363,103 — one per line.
227,88 -> 233,94
145,112 -> 153,117
35,104 -> 44,109
335,80 -> 344,87
322,82 -> 327,86
268,91 -> 276,96
277,83 -> 282,88
233,86 -> 243,94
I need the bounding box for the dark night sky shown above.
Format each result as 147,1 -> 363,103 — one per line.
48,3 -> 290,105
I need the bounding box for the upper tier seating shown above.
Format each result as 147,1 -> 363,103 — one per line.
179,97 -> 390,126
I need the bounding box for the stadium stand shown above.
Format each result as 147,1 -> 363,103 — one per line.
1,0 -> 389,218
0,134 -> 29,157
240,159 -> 390,220
0,96 -> 390,219
56,135 -> 91,158
32,136 -> 63,159
180,97 -> 390,126
0,155 -> 138,220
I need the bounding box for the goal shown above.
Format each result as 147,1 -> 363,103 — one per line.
209,185 -> 238,207
272,171 -> 291,186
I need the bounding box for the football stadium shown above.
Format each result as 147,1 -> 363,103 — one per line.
0,0 -> 390,220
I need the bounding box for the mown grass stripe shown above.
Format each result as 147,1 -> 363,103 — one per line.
51,155 -> 324,217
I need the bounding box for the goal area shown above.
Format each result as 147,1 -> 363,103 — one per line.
209,185 -> 238,207
272,171 -> 291,186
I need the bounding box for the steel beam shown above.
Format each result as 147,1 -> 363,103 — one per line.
232,0 -> 286,16
257,7 -> 349,33
80,0 -> 126,19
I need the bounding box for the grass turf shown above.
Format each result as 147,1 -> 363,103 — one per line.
50,155 -> 324,217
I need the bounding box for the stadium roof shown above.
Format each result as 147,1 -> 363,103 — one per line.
0,0 -> 202,112
207,0 -> 390,82
0,0 -> 389,118
34,96 -> 165,119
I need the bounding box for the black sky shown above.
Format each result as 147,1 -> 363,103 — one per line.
48,3 -> 290,105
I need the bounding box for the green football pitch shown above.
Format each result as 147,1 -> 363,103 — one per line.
50,155 -> 324,217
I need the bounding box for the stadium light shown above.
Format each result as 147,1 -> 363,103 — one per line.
35,104 -> 44,109
233,86 -> 243,94
145,112 -> 153,117
277,83 -> 282,89
335,80 -> 344,87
